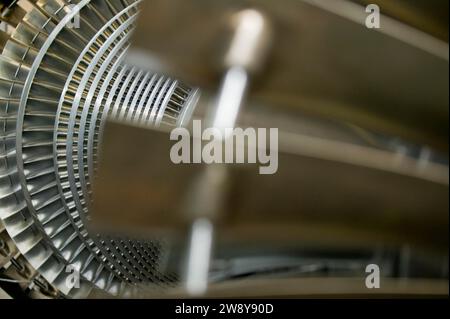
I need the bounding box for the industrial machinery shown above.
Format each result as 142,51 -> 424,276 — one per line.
0,0 -> 448,299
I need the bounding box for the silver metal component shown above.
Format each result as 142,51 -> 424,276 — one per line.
1,0 -> 448,300
184,8 -> 271,296
210,66 -> 249,136
1,0 -> 198,297
185,218 -> 214,296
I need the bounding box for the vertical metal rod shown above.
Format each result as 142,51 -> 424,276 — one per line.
184,67 -> 250,296
185,218 -> 214,295
184,9 -> 271,296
